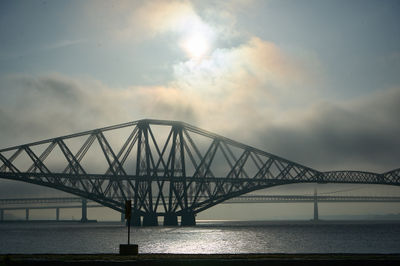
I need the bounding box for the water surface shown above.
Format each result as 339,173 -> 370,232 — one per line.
1,221 -> 399,254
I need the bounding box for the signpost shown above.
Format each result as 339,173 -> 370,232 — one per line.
125,200 -> 131,244
119,200 -> 138,255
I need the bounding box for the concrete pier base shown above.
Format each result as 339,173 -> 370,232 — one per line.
80,199 -> 88,222
56,208 -> 60,221
142,213 -> 158,226
313,188 -> 319,221
181,212 -> 196,226
130,213 -> 141,226
163,213 -> 178,226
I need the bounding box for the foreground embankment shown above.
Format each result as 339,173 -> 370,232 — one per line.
1,254 -> 400,266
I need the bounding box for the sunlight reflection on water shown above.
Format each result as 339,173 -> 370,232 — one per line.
1,221 -> 400,254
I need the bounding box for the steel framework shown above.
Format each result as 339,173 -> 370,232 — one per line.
0,119 -> 399,225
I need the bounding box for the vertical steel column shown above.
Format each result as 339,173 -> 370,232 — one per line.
81,198 -> 88,222
179,127 -> 188,211
56,207 -> 60,221
25,208 -> 29,221
168,128 -> 177,214
164,127 -> 179,226
178,126 -> 195,226
142,123 -> 158,226
0,209 -> 3,221
144,124 -> 153,213
133,125 -> 142,226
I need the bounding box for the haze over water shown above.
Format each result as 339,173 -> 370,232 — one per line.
1,221 -> 400,254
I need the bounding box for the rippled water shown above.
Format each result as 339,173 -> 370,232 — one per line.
1,221 -> 400,254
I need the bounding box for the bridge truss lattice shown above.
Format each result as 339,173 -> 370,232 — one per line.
0,119 -> 399,225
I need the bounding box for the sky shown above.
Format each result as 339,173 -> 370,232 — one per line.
0,0 -> 400,219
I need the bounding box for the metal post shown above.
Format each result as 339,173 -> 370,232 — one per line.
121,212 -> 124,223
0,209 -> 3,221
56,207 -> 60,221
25,208 -> 29,221
128,217 -> 131,245
313,188 -> 319,221
125,200 -> 132,244
120,199 -> 138,255
81,199 -> 88,222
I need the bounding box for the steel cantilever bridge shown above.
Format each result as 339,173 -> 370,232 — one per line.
0,119 -> 399,226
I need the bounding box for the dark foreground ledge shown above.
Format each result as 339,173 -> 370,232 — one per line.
2,254 -> 400,266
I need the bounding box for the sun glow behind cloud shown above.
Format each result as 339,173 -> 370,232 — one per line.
122,0 -> 216,60
177,10 -> 215,60
181,31 -> 210,59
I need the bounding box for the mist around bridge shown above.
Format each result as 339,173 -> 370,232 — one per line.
1,1 -> 400,223
2,181 -> 400,222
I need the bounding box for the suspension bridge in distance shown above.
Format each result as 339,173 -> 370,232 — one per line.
0,119 -> 399,226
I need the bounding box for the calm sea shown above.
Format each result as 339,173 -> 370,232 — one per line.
1,221 -> 400,254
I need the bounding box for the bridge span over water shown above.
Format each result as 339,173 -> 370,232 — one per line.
2,195 -> 400,222
0,119 -> 399,226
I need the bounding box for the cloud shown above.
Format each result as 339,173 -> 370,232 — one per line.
170,36 -> 319,135
250,88 -> 400,172
169,35 -> 400,173
0,74 -> 102,145
0,73 -> 203,148
0,31 -> 398,174
117,0 -> 214,42
133,0 -> 197,34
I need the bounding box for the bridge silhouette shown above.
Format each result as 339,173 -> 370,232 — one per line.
0,119 -> 399,226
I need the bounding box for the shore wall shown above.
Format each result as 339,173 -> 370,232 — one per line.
2,254 -> 400,266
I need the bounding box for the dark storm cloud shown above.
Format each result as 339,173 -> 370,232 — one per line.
0,74 -> 94,147
252,88 -> 400,172
0,74 -> 200,149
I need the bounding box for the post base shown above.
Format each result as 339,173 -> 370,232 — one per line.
119,244 -> 138,255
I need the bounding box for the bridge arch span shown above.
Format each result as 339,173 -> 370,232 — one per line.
1,119 -> 399,225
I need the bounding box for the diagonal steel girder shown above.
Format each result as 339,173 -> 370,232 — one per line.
0,119 -> 399,216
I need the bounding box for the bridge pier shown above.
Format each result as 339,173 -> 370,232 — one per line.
81,199 -> 88,222
130,212 -> 141,226
25,208 -> 29,221
313,189 -> 319,221
181,212 -> 196,226
163,213 -> 178,226
56,207 -> 60,221
142,213 -> 158,226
